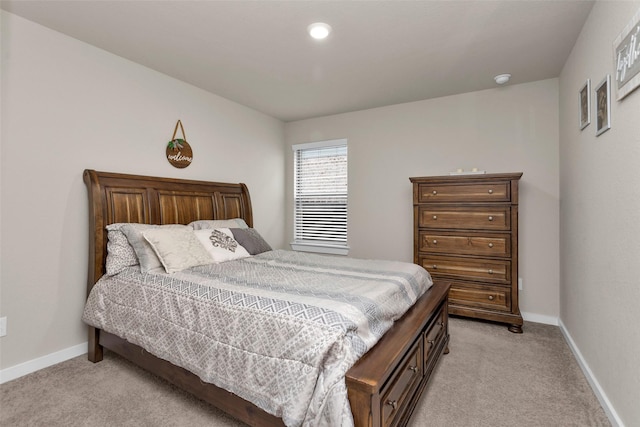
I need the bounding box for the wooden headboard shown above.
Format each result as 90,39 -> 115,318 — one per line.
83,169 -> 253,294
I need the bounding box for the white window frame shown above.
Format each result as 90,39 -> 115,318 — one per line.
291,138 -> 349,256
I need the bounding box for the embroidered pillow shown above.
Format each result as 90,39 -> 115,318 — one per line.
194,228 -> 251,263
105,223 -> 139,275
230,228 -> 272,255
121,224 -> 190,272
189,218 -> 249,230
142,228 -> 213,274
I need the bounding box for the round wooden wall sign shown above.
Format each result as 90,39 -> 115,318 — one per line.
166,138 -> 193,168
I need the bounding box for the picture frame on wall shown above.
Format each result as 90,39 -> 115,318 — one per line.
595,75 -> 611,136
579,79 -> 591,130
613,8 -> 640,100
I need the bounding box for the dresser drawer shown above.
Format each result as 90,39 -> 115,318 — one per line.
418,206 -> 511,231
417,182 -> 511,203
424,305 -> 446,369
420,255 -> 511,284
419,231 -> 510,257
447,280 -> 511,312
381,339 -> 423,427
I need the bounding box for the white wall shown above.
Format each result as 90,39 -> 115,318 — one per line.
0,12 -> 285,370
559,2 -> 640,425
285,79 -> 560,322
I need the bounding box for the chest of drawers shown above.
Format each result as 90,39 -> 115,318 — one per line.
410,173 -> 523,333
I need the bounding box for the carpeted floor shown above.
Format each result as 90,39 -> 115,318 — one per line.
1,318 -> 611,426
410,318 -> 610,427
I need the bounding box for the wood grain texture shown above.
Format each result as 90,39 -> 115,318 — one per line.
411,172 -> 523,333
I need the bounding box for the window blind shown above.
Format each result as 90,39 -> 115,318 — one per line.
293,140 -> 348,250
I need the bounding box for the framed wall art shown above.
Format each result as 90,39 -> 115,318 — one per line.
579,79 -> 591,130
613,8 -> 640,100
595,75 -> 611,136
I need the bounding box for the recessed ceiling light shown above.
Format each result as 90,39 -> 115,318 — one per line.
308,22 -> 332,40
494,74 -> 511,85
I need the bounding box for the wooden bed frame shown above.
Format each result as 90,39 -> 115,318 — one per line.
84,169 -> 450,427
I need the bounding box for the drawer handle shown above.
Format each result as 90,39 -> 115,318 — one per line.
386,400 -> 398,410
488,295 -> 495,301
408,365 -> 418,373
432,215 -> 438,220
488,243 -> 494,248
432,239 -> 438,245
488,269 -> 494,274
488,216 -> 494,221
488,189 -> 494,194
432,190 -> 437,195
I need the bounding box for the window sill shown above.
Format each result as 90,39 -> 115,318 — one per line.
290,241 -> 350,256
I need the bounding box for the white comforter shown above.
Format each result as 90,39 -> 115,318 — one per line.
82,250 -> 432,426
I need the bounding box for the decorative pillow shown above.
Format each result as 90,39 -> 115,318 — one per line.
105,223 -> 139,275
142,227 -> 214,274
194,228 -> 251,263
189,218 -> 248,230
230,228 -> 272,255
121,224 -> 190,273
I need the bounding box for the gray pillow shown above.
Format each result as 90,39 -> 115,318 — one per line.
121,223 -> 190,272
105,223 -> 139,275
230,228 -> 272,255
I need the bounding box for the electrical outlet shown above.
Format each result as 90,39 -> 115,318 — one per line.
518,278 -> 523,291
0,317 -> 6,337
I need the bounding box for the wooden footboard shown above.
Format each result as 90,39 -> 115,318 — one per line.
347,282 -> 449,427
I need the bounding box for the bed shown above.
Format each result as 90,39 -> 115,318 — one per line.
82,169 -> 450,427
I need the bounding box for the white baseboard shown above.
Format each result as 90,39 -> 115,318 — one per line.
0,342 -> 87,384
558,319 -> 624,427
521,311 -> 558,325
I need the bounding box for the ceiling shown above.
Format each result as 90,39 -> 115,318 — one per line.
1,0 -> 595,122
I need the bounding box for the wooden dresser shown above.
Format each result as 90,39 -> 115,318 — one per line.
410,173 -> 523,333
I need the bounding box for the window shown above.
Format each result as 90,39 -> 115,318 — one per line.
291,139 -> 348,255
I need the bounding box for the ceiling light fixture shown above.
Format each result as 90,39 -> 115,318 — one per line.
494,74 -> 511,85
308,22 -> 332,40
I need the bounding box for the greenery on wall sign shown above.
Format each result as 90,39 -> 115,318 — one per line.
166,120 -> 193,168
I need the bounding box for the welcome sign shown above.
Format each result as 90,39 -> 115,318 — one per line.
166,120 -> 193,168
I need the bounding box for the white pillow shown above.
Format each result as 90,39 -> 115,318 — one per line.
121,224 -> 190,272
189,218 -> 248,230
194,228 -> 251,263
142,227 -> 213,274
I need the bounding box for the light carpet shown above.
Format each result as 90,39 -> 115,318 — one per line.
1,318 -> 610,426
